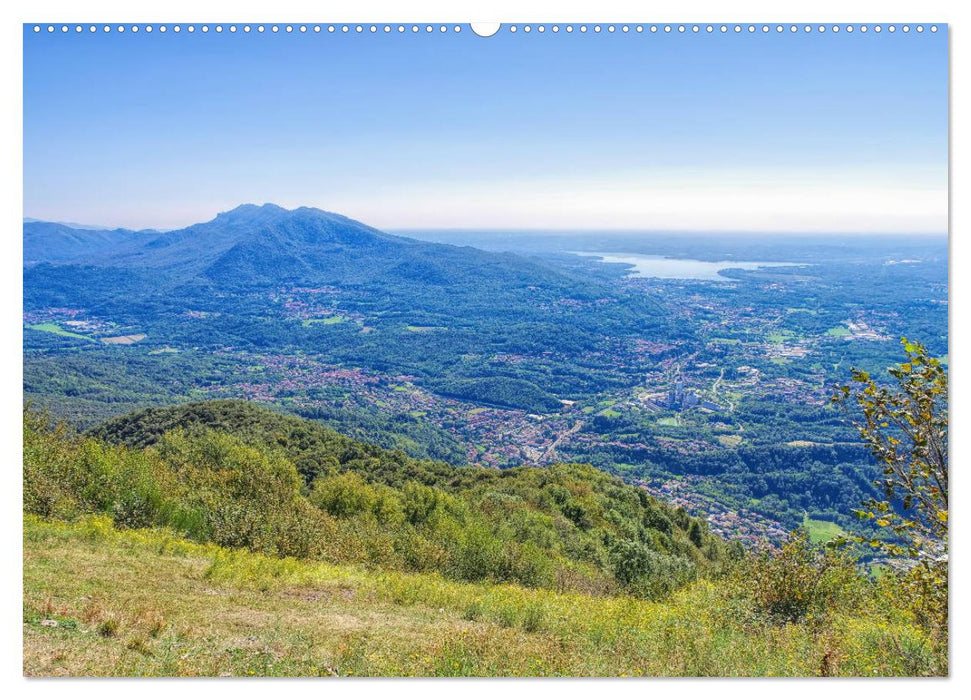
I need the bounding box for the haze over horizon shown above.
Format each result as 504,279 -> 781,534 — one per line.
23,201 -> 949,238
24,26 -> 947,234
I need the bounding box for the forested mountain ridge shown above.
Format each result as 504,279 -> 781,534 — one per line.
24,203 -> 600,292
31,399 -> 735,599
23,221 -> 148,264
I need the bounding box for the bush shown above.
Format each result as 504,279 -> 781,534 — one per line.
747,530 -> 859,623
609,538 -> 697,599
310,472 -> 378,518
402,482 -> 444,525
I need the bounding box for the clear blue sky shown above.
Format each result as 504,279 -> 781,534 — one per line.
24,25 -> 948,232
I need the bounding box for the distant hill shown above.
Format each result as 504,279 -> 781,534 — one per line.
24,217 -> 116,231
24,204 -> 584,292
90,399 -> 466,483
23,204 -> 667,418
76,399 -> 732,598
23,222 -> 147,264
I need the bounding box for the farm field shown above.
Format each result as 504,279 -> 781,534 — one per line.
27,322 -> 93,342
802,515 -> 847,545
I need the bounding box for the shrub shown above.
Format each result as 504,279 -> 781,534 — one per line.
609,538 -> 697,599
310,472 -> 378,518
451,521 -> 504,582
747,530 -> 859,624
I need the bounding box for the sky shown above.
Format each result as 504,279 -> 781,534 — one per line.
24,24 -> 948,233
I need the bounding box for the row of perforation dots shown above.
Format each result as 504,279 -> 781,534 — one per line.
33,24 -> 939,34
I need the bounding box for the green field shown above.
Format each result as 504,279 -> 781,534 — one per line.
406,325 -> 447,333
26,323 -> 94,342
826,326 -> 851,338
302,316 -> 348,327
802,515 -> 846,544
766,331 -> 797,345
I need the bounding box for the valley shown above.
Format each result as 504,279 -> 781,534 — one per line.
23,205 -> 948,546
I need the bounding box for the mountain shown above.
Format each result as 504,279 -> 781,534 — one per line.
24,203 -> 667,419
23,222 -> 146,264
24,203 -> 586,291
24,217 -> 116,231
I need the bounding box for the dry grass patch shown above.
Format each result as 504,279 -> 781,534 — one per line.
23,515 -> 944,677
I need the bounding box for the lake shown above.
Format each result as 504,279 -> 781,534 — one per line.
574,252 -> 803,281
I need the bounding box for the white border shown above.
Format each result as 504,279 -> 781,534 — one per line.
2,1 -> 966,698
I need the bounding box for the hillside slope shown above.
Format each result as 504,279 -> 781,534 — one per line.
24,204 -> 594,292
31,401 -> 732,599
24,515 -> 941,677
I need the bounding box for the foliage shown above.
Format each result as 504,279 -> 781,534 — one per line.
834,338 -> 948,561
834,338 -> 948,642
24,401 -> 728,598
744,530 -> 860,624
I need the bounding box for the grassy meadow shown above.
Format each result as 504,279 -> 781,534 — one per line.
22,400 -> 946,677
24,514 -> 942,677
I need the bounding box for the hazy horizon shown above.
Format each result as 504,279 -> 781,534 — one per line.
23,203 -> 949,238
